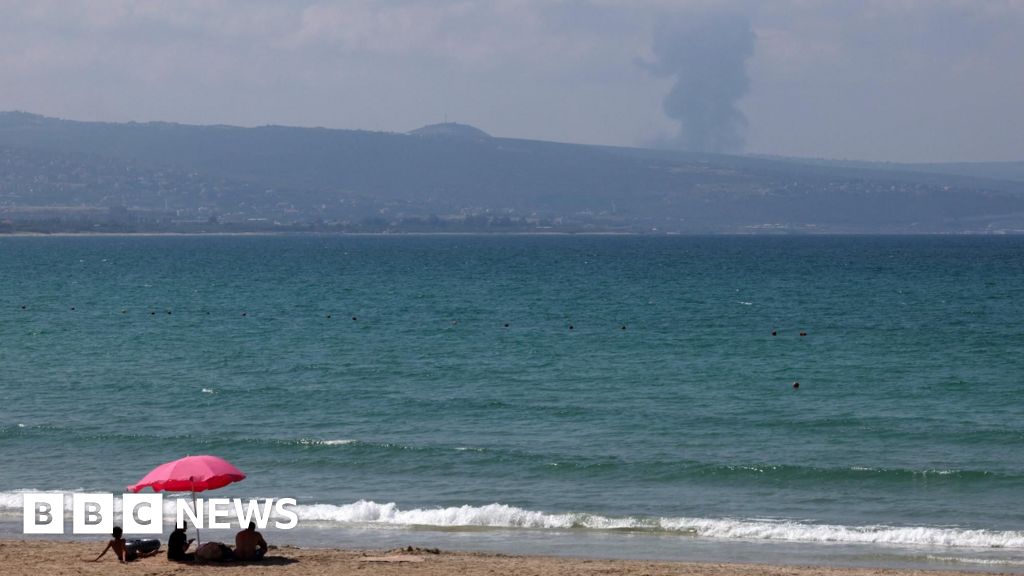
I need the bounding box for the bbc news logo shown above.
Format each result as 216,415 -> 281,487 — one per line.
23,492 -> 298,535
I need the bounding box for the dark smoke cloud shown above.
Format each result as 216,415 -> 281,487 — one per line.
646,11 -> 755,153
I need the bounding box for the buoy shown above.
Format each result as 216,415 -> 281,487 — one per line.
352,316 -> 358,321
793,381 -> 800,389
569,325 -> 574,330
504,323 -> 509,328
326,314 -> 332,319
771,330 -> 777,336
621,325 -> 627,330
242,312 -> 247,317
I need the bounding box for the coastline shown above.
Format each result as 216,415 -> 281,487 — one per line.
2,229 -> 1021,238
0,230 -> 642,237
0,539 -> 999,576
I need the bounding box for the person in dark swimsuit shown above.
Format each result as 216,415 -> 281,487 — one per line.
94,526 -> 158,563
167,521 -> 195,562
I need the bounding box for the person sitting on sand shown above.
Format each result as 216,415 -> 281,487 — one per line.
168,521 -> 195,562
234,521 -> 268,561
94,526 -> 158,563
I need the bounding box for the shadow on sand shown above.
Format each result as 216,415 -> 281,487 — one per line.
196,556 -> 299,567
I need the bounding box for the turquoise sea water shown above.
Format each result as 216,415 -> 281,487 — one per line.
1,235 -> 1022,569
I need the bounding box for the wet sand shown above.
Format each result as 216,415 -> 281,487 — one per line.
0,539 -> 994,576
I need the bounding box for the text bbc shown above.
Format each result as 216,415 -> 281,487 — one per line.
22,492 -> 299,534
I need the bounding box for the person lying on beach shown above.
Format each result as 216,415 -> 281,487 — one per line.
93,526 -> 158,563
168,521 -> 195,562
234,521 -> 268,561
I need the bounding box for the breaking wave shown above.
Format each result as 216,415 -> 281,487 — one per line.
2,491 -> 1022,549
291,500 -> 1024,549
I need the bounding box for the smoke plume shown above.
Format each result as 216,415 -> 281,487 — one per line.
647,11 -> 755,153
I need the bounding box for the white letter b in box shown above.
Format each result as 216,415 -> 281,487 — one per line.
73,493 -> 113,535
23,492 -> 64,534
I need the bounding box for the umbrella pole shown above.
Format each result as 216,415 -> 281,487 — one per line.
191,479 -> 201,547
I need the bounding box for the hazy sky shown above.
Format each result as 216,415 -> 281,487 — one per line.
1,0 -> 1022,162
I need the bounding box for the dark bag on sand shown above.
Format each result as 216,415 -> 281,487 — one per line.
196,542 -> 235,562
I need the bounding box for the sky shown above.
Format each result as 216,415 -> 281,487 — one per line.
1,0 -> 1022,163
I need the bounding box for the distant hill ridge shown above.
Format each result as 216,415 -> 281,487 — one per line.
1,111 -> 1022,233
409,122 -> 491,140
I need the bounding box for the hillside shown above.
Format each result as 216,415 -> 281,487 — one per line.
1,111 -> 1022,233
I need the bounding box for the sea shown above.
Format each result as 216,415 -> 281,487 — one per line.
1,234 -> 1022,571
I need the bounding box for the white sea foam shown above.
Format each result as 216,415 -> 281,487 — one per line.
0,491 -> 81,516
296,438 -> 355,446
654,516 -> 1024,548
0,491 -> 27,512
294,501 -> 580,529
2,492 -> 1022,549
924,554 -> 1024,566
288,500 -> 1024,549
925,554 -> 1024,566
201,388 -> 215,394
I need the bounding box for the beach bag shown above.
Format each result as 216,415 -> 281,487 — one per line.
195,541 -> 233,562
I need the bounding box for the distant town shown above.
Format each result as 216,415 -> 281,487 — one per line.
2,112 -> 1023,235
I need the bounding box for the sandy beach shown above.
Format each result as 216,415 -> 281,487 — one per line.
0,540 -> 998,576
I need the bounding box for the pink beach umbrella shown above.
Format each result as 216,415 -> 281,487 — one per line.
128,454 -> 246,545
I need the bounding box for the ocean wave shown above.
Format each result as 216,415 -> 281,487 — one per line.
2,492 -> 1022,549
0,490 -> 33,512
4,422 -> 1019,483
924,554 -> 1024,566
0,423 -> 1015,485
698,463 -> 999,482
287,500 -> 1024,549
0,425 -> 362,452
296,438 -> 356,446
